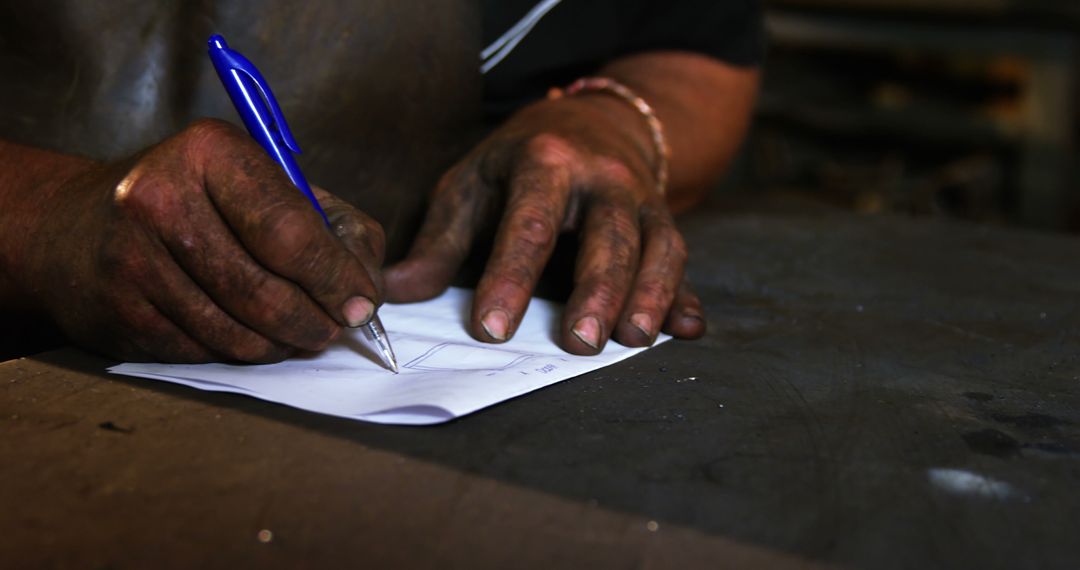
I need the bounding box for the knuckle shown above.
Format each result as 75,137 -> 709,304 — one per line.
113,170 -> 199,235
635,278 -> 673,304
592,156 -> 639,189
643,207 -> 687,264
241,268 -> 276,308
512,210 -> 557,250
610,209 -> 640,238
182,118 -> 237,148
664,230 -> 689,265
581,279 -> 624,310
592,209 -> 641,265
112,165 -> 148,208
334,213 -> 385,261
113,166 -> 165,215
177,119 -> 244,168
524,133 -> 576,171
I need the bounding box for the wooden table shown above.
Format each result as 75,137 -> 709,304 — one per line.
3,203 -> 1079,569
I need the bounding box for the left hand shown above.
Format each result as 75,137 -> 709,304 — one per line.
385,94 -> 705,355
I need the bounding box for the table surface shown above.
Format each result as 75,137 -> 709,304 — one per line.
3,201 -> 1079,569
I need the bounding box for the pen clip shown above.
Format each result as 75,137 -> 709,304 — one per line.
208,35 -> 302,154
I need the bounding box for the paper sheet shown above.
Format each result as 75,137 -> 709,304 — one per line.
109,288 -> 669,425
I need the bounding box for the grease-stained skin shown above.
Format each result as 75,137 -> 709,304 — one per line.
0,0 -> 483,363
386,91 -> 704,355
0,4 -> 759,362
383,49 -> 759,356
7,120 -> 384,363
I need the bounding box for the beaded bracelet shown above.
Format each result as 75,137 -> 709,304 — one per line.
547,77 -> 670,196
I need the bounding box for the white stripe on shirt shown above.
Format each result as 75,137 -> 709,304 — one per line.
481,0 -> 563,74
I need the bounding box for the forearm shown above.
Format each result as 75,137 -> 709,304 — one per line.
601,51 -> 760,212
0,140 -> 95,312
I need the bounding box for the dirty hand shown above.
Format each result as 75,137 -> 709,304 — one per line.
385,94 -> 705,355
17,119 -> 385,362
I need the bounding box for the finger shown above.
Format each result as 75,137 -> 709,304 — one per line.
126,172 -> 344,352
470,157 -> 572,343
560,192 -> 641,355
383,163 -> 494,302
315,187 -> 386,268
134,311 -> 236,364
103,298 -> 218,363
140,243 -> 299,363
613,204 -> 687,347
185,120 -> 382,328
662,277 -> 707,339
314,186 -> 387,297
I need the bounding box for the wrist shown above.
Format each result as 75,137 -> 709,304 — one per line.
0,141 -> 98,311
548,77 -> 669,196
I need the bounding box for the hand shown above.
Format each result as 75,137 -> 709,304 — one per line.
386,95 -> 705,355
15,119 -> 385,362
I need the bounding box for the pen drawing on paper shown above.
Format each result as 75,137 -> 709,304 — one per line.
403,342 -> 534,372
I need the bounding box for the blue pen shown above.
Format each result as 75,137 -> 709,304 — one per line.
207,34 -> 398,373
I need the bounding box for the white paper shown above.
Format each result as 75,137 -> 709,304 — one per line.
109,288 -> 669,425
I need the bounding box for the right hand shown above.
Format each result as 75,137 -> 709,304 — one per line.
17,119 -> 385,363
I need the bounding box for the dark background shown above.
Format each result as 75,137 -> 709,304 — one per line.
737,0 -> 1078,230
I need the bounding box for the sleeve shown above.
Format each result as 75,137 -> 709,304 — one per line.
620,0 -> 765,68
482,0 -> 764,121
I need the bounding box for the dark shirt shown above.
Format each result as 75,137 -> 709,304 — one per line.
483,0 -> 763,119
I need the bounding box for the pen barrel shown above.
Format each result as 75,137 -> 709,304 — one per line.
212,67 -> 274,150
207,33 -> 395,373
276,151 -> 331,227
211,66 -> 331,227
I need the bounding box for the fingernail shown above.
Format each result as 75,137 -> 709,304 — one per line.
630,313 -> 653,339
572,316 -> 601,349
342,296 -> 374,327
481,309 -> 510,341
